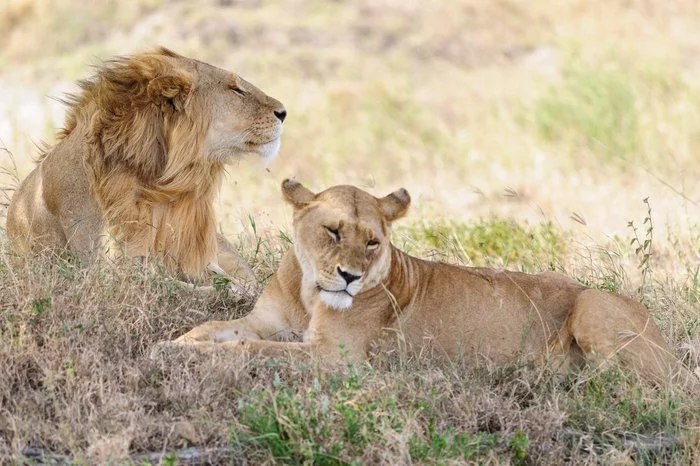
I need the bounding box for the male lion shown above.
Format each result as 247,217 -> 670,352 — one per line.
164,181 -> 698,391
6,48 -> 286,284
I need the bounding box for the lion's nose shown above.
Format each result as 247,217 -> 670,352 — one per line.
337,266 -> 361,285
274,109 -> 287,123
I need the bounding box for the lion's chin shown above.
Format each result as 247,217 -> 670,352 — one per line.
205,135 -> 281,164
319,290 -> 353,310
254,137 -> 281,164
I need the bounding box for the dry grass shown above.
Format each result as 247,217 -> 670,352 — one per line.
0,229 -> 699,464
1,0 -> 700,463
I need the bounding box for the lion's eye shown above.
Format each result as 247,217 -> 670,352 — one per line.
367,239 -> 380,249
230,86 -> 246,96
325,226 -> 340,242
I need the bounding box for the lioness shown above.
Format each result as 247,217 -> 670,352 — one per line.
167,180 -> 698,391
7,48 -> 286,284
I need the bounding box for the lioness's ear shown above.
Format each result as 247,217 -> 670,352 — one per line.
147,73 -> 193,112
379,188 -> 411,222
282,179 -> 316,208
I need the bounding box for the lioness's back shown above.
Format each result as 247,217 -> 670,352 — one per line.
389,254 -> 586,361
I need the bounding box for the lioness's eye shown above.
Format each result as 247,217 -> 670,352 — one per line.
230,86 -> 246,96
367,239 -> 380,249
324,226 -> 340,242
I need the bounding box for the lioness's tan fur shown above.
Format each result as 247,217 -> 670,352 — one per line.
168,181 -> 699,391
7,48 -> 286,281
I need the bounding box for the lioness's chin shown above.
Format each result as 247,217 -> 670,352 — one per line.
319,290 -> 353,310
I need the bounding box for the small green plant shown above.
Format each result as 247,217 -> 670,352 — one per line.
628,197 -> 654,290
408,422 -> 499,462
28,296 -> 52,325
212,274 -> 231,293
508,430 -> 529,464
31,297 -> 51,318
686,265 -> 700,303
162,452 -> 177,466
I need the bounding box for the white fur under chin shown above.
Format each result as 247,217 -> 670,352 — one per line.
203,126 -> 281,163
256,137 -> 281,164
319,290 -> 353,310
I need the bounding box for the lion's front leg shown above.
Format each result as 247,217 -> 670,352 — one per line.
200,233 -> 259,301
215,233 -> 257,278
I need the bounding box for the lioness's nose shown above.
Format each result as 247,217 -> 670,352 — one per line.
274,108 -> 287,123
337,266 -> 361,285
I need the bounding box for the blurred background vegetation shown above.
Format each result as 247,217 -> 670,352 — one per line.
1,0 -> 699,279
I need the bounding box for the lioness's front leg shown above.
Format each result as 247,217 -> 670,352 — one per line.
174,291 -> 301,343
173,311 -> 300,343
171,255 -> 309,344
167,332 -> 362,364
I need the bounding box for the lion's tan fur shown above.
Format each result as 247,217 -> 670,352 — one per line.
7,48 -> 286,279
167,181 -> 699,392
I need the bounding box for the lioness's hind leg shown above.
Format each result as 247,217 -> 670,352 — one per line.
568,289 -> 698,392
546,326 -> 586,375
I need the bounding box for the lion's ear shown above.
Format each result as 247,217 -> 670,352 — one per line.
379,188 -> 411,222
147,73 -> 192,112
282,179 -> 316,209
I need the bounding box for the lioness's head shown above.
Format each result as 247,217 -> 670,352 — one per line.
282,180 -> 411,310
